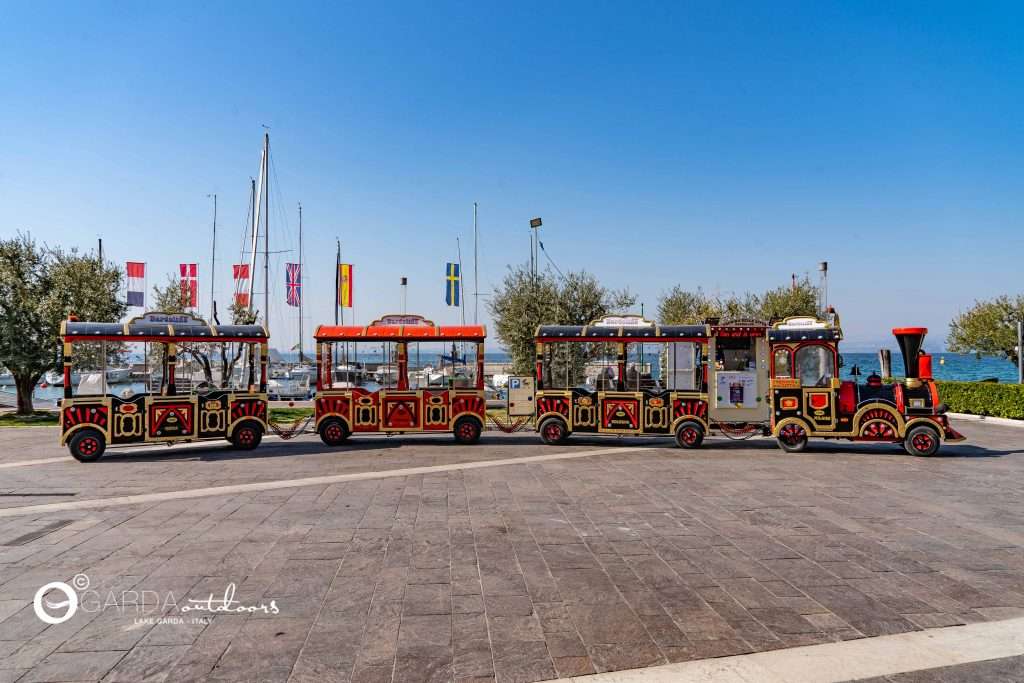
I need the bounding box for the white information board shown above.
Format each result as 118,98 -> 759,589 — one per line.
715,371 -> 759,409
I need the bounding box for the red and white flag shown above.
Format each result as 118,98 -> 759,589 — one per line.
126,261 -> 145,307
179,263 -> 198,309
232,264 -> 250,307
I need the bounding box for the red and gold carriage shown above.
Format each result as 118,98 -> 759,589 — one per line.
58,312 -> 269,462
313,315 -> 487,445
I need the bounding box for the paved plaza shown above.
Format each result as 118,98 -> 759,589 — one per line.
1,420 -> 1023,682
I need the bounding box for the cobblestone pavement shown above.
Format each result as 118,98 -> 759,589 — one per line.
0,420 -> 1022,682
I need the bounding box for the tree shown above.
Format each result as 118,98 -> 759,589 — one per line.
948,295 -> 1024,365
658,277 -> 820,324
0,233 -> 125,414
489,264 -> 636,376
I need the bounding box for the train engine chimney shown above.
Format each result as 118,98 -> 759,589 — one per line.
892,327 -> 929,388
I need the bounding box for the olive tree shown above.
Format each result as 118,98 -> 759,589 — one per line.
0,233 -> 125,414
948,295 -> 1024,365
489,264 -> 635,377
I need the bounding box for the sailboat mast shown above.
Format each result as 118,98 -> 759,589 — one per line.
262,131 -> 270,331
248,170 -> 260,311
298,202 -> 304,363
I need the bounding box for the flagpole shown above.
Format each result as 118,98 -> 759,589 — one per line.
298,202 -> 303,363
473,202 -> 478,325
208,193 -> 217,321
335,238 -> 340,371
457,238 -> 466,365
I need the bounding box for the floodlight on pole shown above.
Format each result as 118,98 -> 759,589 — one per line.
530,218 -> 542,276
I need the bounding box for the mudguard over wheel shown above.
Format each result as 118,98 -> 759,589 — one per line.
69,428 -> 106,463
230,421 -> 263,450
776,421 -> 809,453
318,417 -> 350,447
904,424 -> 941,456
674,420 -> 705,449
539,417 -> 569,445
453,416 -> 482,445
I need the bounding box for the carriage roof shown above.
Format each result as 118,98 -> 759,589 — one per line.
314,324 -> 486,342
60,319 -> 268,343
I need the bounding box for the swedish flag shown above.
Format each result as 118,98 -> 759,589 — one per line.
445,262 -> 461,306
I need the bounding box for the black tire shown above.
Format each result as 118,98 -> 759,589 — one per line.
230,421 -> 263,450
69,428 -> 106,463
453,416 -> 482,445
776,421 -> 809,453
674,420 -> 705,449
904,424 -> 941,456
319,417 -> 350,447
538,417 -> 569,445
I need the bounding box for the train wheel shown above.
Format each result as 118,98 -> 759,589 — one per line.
904,424 -> 940,456
453,416 -> 482,445
674,421 -> 704,449
776,422 -> 809,453
69,428 -> 106,463
318,418 -> 349,447
230,421 -> 263,450
539,417 -> 569,445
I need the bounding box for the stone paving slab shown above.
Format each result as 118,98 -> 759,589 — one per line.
0,421 -> 1022,682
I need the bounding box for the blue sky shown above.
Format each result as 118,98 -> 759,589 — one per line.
2,2 -> 1021,351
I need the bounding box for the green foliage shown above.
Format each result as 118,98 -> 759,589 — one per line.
659,277 -> 820,324
947,295 -> 1024,366
936,381 -> 1024,420
0,411 -> 60,427
0,233 -> 125,414
269,406 -> 313,423
489,264 -> 636,376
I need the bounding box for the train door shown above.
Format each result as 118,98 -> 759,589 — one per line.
708,331 -> 770,424
794,344 -> 838,431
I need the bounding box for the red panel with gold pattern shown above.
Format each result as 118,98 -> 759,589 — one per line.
383,394 -> 421,429
672,398 -> 708,423
230,399 -> 267,423
602,397 -> 640,430
63,404 -> 109,431
451,393 -> 485,418
148,403 -> 195,438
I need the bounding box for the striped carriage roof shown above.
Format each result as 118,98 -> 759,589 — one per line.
767,327 -> 842,342
535,324 -> 708,342
314,324 -> 486,342
61,320 -> 268,342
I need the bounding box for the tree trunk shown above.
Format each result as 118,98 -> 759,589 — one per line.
15,374 -> 40,416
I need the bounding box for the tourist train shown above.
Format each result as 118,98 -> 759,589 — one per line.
515,312 -> 963,456
57,309 -> 963,460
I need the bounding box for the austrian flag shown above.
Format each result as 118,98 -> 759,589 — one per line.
126,261 -> 145,307
179,263 -> 198,309
232,264 -> 251,308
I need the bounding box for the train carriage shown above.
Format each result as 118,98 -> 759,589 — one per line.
512,315 -> 713,447
58,312 -> 270,462
313,315 -> 487,445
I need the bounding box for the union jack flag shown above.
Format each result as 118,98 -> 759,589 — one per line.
285,263 -> 301,307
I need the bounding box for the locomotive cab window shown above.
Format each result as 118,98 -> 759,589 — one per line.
773,348 -> 792,378
795,344 -> 834,387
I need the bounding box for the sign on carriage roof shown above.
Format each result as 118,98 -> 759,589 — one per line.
132,312 -> 208,326
775,316 -> 827,330
592,315 -> 654,328
371,314 -> 435,327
